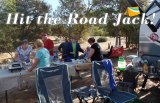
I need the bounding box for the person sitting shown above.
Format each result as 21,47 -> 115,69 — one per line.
103,46 -> 113,58
14,39 -> 32,63
28,39 -> 50,72
103,45 -> 124,58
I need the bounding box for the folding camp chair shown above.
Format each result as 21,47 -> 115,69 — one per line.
110,47 -> 124,58
103,47 -> 124,58
140,54 -> 160,89
72,63 -> 97,103
36,65 -> 73,103
92,60 -> 137,103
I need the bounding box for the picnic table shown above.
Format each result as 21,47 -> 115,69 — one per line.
0,67 -> 34,93
0,62 -> 92,93
53,61 -> 92,77
0,61 -> 91,103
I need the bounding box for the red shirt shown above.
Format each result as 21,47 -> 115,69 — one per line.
44,39 -> 54,56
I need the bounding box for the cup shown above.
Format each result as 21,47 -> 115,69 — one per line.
0,64 -> 4,69
71,59 -> 75,63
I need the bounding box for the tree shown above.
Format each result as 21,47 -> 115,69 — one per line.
89,0 -> 150,47
53,0 -> 93,38
15,0 -> 51,40
0,0 -> 51,56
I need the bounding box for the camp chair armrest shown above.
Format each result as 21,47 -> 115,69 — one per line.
116,81 -> 134,92
116,81 -> 133,87
97,86 -> 111,94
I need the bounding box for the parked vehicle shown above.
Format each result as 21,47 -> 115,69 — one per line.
127,0 -> 160,89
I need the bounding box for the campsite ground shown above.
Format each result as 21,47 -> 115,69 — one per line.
0,37 -> 160,103
0,55 -> 160,103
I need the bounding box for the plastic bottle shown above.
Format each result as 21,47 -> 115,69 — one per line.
54,50 -> 59,61
118,56 -> 126,71
143,60 -> 149,74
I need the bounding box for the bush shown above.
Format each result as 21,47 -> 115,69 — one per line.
79,38 -> 85,44
54,38 -> 60,44
97,37 -> 107,43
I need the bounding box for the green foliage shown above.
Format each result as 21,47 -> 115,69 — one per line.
97,37 -> 107,43
0,29 -> 16,58
0,0 -> 151,54
91,26 -> 108,36
53,0 -> 94,38
137,0 -> 151,11
0,0 -> 51,53
90,0 -> 149,47
53,0 -> 138,40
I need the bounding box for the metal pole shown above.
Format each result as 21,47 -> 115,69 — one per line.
5,90 -> 8,103
142,75 -> 148,89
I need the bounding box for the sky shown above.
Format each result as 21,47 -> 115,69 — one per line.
44,0 -> 154,11
44,0 -> 60,11
44,0 -> 89,11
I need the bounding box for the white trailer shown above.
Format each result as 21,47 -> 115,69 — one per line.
127,0 -> 160,89
139,0 -> 160,56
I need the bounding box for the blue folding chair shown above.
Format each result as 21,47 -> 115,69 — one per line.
92,60 -> 137,103
36,65 -> 73,103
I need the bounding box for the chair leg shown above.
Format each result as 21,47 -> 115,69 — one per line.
79,100 -> 83,103
142,75 -> 148,89
5,90 -> 8,103
70,76 -> 73,81
77,95 -> 83,103
92,97 -> 95,103
85,100 -> 88,103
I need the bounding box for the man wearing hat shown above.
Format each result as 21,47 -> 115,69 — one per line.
14,39 -> 32,63
41,33 -> 54,60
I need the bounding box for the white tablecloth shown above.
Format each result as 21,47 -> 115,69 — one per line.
0,62 -> 91,92
0,69 -> 35,92
53,62 -> 78,76
0,63 -> 76,92
53,62 -> 92,76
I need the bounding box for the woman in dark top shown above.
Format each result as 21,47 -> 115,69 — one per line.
87,37 -> 103,61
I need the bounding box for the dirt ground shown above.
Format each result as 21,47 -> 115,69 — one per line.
0,38 -> 160,103
0,70 -> 160,103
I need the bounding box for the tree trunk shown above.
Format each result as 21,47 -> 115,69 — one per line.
68,25 -> 71,39
119,36 -> 121,46
126,36 -> 130,48
115,36 -> 118,46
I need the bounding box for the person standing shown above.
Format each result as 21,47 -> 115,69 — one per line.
58,38 -> 69,61
14,39 -> 32,63
41,33 -> 54,60
87,37 -> 103,61
28,39 -> 50,72
67,36 -> 84,61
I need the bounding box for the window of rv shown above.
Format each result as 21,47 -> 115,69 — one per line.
146,1 -> 160,16
145,0 -> 160,29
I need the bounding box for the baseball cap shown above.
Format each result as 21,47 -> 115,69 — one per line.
22,39 -> 28,44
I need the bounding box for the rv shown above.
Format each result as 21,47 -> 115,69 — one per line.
127,0 -> 160,89
139,0 -> 160,56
